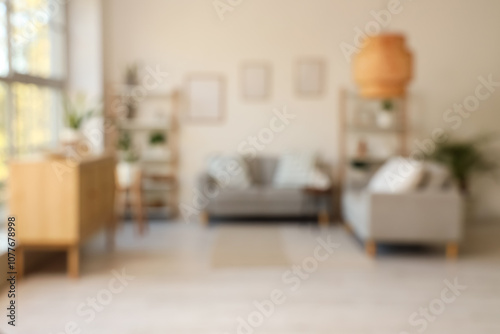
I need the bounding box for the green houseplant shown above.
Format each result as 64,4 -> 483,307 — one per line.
428,135 -> 498,194
376,99 -> 395,129
381,99 -> 394,112
149,132 -> 166,146
124,97 -> 137,119
116,130 -> 140,188
125,64 -> 139,86
117,130 -> 139,162
60,93 -> 99,145
145,131 -> 168,159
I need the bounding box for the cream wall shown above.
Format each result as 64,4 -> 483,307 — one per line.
102,0 -> 500,220
69,0 -> 103,96
69,0 -> 105,152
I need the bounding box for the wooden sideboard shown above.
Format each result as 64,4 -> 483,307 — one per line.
9,155 -> 116,278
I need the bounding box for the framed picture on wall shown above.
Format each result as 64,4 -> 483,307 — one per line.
185,74 -> 225,123
241,62 -> 271,101
295,58 -> 326,97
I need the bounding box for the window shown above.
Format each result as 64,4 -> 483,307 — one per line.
10,0 -> 66,79
0,82 -> 6,181
0,0 -> 67,186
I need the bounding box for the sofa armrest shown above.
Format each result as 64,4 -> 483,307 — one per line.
369,188 -> 464,243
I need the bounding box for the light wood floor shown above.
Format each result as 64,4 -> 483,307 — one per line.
2,221 -> 500,334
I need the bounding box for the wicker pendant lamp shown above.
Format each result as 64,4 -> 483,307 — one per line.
353,33 -> 413,98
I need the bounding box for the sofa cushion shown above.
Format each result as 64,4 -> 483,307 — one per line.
368,157 -> 424,193
214,186 -> 303,203
207,186 -> 309,216
308,167 -> 331,190
207,155 -> 251,189
246,156 -> 278,185
273,152 -> 315,188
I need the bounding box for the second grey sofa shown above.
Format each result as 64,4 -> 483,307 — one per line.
199,156 -> 332,223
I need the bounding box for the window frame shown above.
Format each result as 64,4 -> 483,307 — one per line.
0,0 -> 69,162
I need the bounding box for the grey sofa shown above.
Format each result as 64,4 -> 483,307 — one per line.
342,184 -> 464,258
199,156 -> 332,224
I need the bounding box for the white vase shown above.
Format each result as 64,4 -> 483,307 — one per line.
60,128 -> 82,144
376,111 -> 394,129
117,162 -> 139,188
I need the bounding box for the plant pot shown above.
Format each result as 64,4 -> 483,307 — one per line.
59,128 -> 93,155
60,128 -> 82,145
116,162 -> 140,188
376,111 -> 394,129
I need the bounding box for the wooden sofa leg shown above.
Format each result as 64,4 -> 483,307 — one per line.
343,222 -> 354,235
200,211 -> 209,227
446,242 -> 459,259
318,210 -> 329,227
365,240 -> 377,258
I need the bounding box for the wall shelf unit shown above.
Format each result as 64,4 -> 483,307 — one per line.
107,85 -> 180,219
338,88 -> 410,190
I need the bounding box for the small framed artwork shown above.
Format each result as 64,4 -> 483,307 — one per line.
185,74 -> 225,123
295,58 -> 326,97
241,62 -> 271,101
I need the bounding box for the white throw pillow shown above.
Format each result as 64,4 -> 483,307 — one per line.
307,168 -> 331,190
273,152 -> 315,188
368,157 -> 424,193
207,155 -> 251,189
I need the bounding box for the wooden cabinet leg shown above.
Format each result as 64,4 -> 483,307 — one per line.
115,188 -> 126,231
132,171 -> 146,236
132,188 -> 145,235
318,210 -> 329,227
200,211 -> 209,226
365,240 -> 377,258
68,245 -> 80,279
106,212 -> 116,252
446,242 -> 459,259
17,246 -> 24,281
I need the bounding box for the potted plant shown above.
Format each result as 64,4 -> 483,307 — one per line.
117,130 -> 132,158
146,131 -> 168,159
125,64 -> 139,86
125,97 -> 137,119
428,136 -> 498,194
428,135 -> 498,223
376,99 -> 395,129
60,93 -> 98,146
116,130 -> 140,188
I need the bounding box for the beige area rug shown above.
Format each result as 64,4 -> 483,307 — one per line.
211,225 -> 290,268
